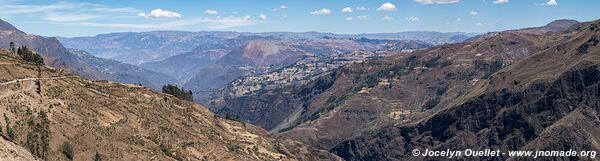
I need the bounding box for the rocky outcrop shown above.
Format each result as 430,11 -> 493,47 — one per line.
0,137 -> 38,161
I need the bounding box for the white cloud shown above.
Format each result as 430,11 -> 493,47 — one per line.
259,13 -> 268,20
341,7 -> 353,13
273,5 -> 288,11
377,2 -> 397,11
356,7 -> 368,11
345,17 -> 353,21
476,22 -> 486,26
456,18 -> 462,22
407,16 -> 420,22
536,0 -> 558,6
205,10 -> 218,15
414,0 -> 460,4
310,8 -> 332,15
138,9 -> 181,18
357,15 -> 369,20
243,15 -> 252,20
282,14 -> 288,18
469,11 -> 478,15
492,0 -> 509,4
546,0 -> 558,5
383,16 -> 394,20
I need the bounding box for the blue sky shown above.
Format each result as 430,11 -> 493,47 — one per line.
1,0 -> 599,37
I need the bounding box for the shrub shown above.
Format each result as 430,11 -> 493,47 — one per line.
16,46 -> 44,65
94,152 -> 102,161
436,84 -> 449,96
162,84 -> 193,101
61,141 -> 74,160
423,97 -> 441,110
26,111 -> 51,160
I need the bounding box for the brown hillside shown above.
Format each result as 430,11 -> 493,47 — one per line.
279,20 -> 579,150
331,20 -> 600,161
0,48 -> 338,161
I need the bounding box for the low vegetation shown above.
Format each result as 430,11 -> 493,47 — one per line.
61,141 -> 74,160
10,42 -> 44,65
162,84 -> 193,101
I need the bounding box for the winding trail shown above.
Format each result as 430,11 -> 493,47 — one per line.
0,76 -> 72,86
0,76 -> 74,99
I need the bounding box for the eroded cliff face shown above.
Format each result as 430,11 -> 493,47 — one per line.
331,20 -> 600,161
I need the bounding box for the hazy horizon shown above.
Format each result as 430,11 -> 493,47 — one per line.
2,0 -> 600,37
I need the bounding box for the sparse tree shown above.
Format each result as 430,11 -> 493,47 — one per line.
9,42 -> 16,53
162,84 -> 193,101
61,141 -> 74,160
26,111 -> 51,160
3,113 -> 14,140
16,46 -> 44,65
94,152 -> 103,161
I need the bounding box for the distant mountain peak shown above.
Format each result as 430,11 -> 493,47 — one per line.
544,19 -> 580,30
0,19 -> 24,33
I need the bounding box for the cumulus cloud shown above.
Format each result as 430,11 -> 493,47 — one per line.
469,11 -> 478,15
383,16 -> 394,20
138,9 -> 181,18
310,8 -> 332,15
345,17 -> 353,21
492,0 -> 509,4
377,2 -> 397,11
536,0 -> 558,6
205,9 -> 218,15
407,16 -> 420,22
243,15 -> 252,20
341,7 -> 353,13
414,0 -> 460,4
259,13 -> 268,20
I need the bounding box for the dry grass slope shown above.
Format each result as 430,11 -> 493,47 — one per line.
0,48 -> 338,161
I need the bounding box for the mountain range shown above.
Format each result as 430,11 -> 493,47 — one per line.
3,16 -> 600,161
58,30 -> 471,102
0,19 -> 174,90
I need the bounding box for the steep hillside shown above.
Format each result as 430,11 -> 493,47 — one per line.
207,19 -> 579,151
68,49 -> 176,90
0,19 -> 104,80
0,19 -> 173,90
182,38 -> 431,101
140,50 -> 225,83
331,20 -> 600,161
1,137 -> 38,161
0,48 -> 338,160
